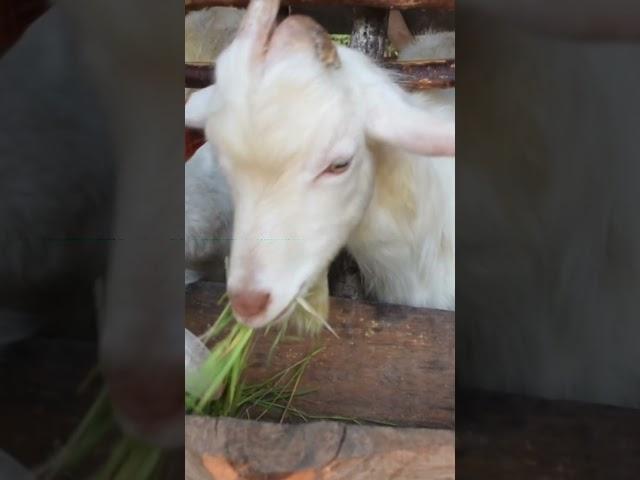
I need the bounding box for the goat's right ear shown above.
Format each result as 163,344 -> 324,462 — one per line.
185,86 -> 216,129
364,81 -> 455,157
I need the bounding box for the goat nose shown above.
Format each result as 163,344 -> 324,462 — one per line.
230,290 -> 271,319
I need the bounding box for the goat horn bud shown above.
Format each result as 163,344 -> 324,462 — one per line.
269,15 -> 341,69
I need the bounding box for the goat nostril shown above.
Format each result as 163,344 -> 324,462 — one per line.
229,290 -> 271,320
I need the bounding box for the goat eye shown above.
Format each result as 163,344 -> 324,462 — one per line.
323,159 -> 352,175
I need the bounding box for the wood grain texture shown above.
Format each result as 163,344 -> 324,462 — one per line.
185,59 -> 455,90
252,6 -> 454,34
185,0 -> 455,12
185,281 -> 455,428
185,416 -> 454,479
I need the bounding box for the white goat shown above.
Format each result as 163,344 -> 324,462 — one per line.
185,0 -> 454,327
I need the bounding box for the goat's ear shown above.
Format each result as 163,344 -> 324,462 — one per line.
185,86 -> 216,129
365,84 -> 455,157
388,10 -> 414,52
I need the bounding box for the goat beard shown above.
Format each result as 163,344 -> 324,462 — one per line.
288,268 -> 330,336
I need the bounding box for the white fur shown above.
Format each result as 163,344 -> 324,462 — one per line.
185,142 -> 233,284
343,39 -> 455,310
398,31 -> 455,61
186,4 -> 455,326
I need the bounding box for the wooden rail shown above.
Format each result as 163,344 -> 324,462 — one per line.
186,281 -> 455,429
186,59 -> 455,90
186,0 -> 455,11
186,416 -> 454,479
4,336 -> 638,476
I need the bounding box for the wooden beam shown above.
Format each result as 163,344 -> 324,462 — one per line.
185,0 -> 456,12
390,59 -> 455,89
185,58 -> 455,90
186,416 -> 454,479
185,281 -> 455,429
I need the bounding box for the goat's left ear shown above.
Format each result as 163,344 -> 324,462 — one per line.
364,84 -> 455,157
185,85 -> 216,129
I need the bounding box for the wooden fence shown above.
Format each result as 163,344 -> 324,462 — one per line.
185,0 -> 456,91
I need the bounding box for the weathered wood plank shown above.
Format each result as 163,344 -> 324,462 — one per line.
185,0 -> 455,12
185,281 -> 455,428
185,59 -> 455,90
185,416 -> 454,479
389,59 -> 455,88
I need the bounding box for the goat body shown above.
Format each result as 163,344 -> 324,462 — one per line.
344,38 -> 455,310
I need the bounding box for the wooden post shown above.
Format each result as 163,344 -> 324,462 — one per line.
349,7 -> 389,60
186,416 -> 454,479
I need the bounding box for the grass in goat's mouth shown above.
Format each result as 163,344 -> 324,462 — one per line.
43,283 -> 332,479
186,287 -> 332,416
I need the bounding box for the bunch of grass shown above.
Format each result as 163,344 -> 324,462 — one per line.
187,273 -> 333,414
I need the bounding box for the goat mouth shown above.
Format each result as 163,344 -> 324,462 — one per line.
271,300 -> 297,325
269,280 -> 310,326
